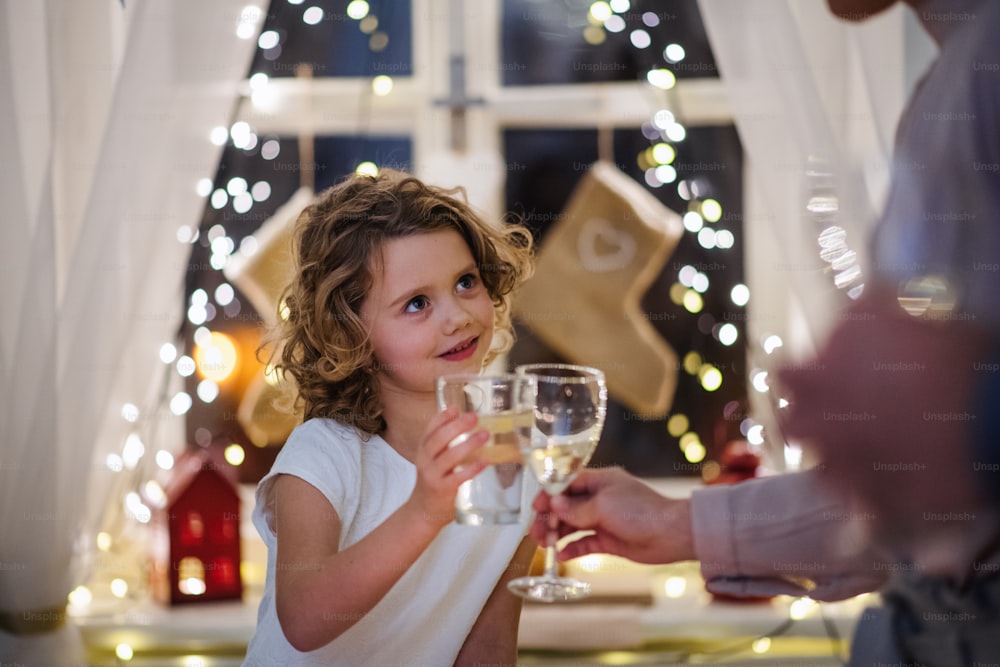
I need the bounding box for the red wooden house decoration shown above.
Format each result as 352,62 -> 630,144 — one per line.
151,450 -> 243,605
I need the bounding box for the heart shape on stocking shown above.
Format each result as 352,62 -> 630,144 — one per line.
577,217 -> 637,273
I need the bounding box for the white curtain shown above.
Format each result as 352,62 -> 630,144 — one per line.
0,0 -> 262,663
696,0 -> 934,351
695,0 -> 935,464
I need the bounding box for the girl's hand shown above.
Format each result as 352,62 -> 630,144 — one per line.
408,408 -> 489,529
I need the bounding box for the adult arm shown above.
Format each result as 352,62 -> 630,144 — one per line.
691,470 -> 888,601
534,468 -> 888,602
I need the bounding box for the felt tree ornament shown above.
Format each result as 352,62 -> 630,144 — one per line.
514,161 -> 683,417
223,186 -> 315,445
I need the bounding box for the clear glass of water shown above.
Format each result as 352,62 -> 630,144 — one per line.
436,373 -> 537,526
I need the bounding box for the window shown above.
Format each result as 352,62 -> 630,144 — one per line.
500,0 -> 718,86
207,557 -> 238,588
180,511 -> 205,546
185,0 -> 747,480
177,556 -> 207,596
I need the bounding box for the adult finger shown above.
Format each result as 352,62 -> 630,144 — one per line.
558,533 -> 616,561
550,493 -> 603,531
532,490 -> 554,513
528,510 -> 580,544
559,469 -> 608,498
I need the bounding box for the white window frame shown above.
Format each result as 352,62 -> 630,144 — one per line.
234,0 -> 732,223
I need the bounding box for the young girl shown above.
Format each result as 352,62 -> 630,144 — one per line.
242,169 -> 536,666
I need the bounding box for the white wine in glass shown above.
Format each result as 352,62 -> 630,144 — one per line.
507,364 -> 607,602
437,373 -> 537,525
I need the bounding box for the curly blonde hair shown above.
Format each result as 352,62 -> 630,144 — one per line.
264,169 -> 534,435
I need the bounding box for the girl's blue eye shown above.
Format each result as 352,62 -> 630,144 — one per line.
404,296 -> 429,313
457,273 -> 478,291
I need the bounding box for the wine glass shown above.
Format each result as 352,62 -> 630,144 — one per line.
507,363 -> 607,602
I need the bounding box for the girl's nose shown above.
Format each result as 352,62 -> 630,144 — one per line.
441,298 -> 473,334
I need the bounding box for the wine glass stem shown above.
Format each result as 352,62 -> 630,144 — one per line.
544,501 -> 560,578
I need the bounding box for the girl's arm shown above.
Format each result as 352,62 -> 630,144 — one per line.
273,409 -> 488,653
454,536 -> 537,667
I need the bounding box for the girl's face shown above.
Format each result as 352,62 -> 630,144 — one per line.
360,229 -> 495,398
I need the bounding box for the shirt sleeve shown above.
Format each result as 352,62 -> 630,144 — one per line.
690,470 -> 889,601
870,9 -> 1000,331
253,420 -> 359,542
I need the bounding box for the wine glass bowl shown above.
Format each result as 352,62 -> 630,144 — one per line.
507,364 -> 607,603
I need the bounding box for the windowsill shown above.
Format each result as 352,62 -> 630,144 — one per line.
74,478 -> 871,665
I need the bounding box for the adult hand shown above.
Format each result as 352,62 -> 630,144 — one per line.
530,467 -> 695,565
777,285 -> 991,553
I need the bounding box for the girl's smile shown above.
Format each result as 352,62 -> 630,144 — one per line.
439,336 -> 479,361
360,229 -> 496,395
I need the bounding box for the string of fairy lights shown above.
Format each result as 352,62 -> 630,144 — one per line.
579,0 -> 789,473
67,5 -> 393,649
576,7 -> 851,660
576,14 -> 848,659
68,3 -> 810,662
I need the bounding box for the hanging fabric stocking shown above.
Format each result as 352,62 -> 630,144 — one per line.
514,161 -> 683,417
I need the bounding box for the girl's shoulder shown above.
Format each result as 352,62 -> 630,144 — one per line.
279,418 -> 404,471
280,418 -> 367,465
289,417 -> 365,443
253,419 -> 369,543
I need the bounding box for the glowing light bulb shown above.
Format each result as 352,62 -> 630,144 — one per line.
699,366 -> 723,392
193,331 -> 239,383
346,0 -> 370,19
68,586 -> 92,607
664,576 -> 686,598
372,75 -> 393,96
684,441 -> 706,463
667,414 -> 689,437
225,444 -> 246,466
589,2 -> 612,22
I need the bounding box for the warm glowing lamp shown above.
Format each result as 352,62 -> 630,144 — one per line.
193,331 -> 238,382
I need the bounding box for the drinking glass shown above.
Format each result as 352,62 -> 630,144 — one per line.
507,363 -> 607,602
436,373 -> 537,525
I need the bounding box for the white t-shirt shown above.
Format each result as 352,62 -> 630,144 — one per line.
243,418 -> 527,666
